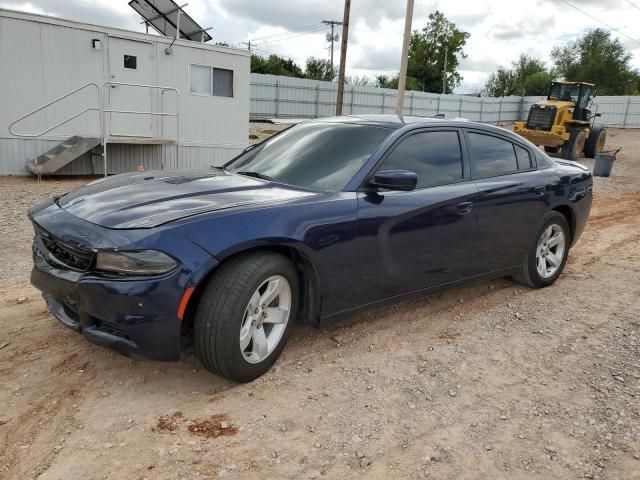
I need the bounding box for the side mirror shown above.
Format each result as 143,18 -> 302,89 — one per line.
369,169 -> 417,192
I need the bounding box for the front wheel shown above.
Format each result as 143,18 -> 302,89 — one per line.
513,212 -> 570,288
561,129 -> 586,161
583,126 -> 606,158
194,252 -> 299,382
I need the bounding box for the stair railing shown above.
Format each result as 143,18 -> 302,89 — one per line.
7,82 -> 180,178
101,82 -> 180,175
8,82 -> 102,138
8,82 -> 102,181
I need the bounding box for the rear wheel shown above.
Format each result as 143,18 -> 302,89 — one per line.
583,126 -> 606,158
513,212 -> 570,288
561,128 -> 586,161
194,252 -> 299,382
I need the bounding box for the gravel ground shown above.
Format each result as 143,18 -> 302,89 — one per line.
0,127 -> 639,480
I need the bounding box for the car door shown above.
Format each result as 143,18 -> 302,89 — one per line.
463,129 -> 551,274
353,128 -> 478,304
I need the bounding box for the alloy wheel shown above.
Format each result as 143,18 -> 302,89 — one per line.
239,275 -> 292,364
536,224 -> 566,279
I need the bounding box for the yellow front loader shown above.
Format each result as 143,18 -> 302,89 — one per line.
514,81 -> 606,161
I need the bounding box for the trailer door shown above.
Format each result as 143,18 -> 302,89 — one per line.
107,37 -> 154,138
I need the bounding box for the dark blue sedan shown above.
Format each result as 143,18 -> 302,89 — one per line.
29,115 -> 592,382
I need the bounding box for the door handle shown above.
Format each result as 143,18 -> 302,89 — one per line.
534,186 -> 546,196
457,201 -> 474,214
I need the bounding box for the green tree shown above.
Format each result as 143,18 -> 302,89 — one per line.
374,74 -> 421,90
345,75 -> 372,86
407,11 -> 470,93
483,67 -> 517,97
551,28 -> 640,95
250,54 -> 304,78
522,71 -> 555,96
483,54 -> 552,96
375,74 -> 395,88
304,57 -> 335,81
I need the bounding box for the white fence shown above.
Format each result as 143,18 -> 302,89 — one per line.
250,73 -> 640,128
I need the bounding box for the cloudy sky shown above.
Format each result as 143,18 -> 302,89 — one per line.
2,0 -> 639,92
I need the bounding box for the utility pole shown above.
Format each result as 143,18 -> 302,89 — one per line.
336,0 -> 351,115
442,45 -> 448,94
242,40 -> 253,51
395,0 -> 415,116
322,20 -> 342,77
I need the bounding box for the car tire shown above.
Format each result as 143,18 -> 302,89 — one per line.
561,128 -> 586,161
583,126 -> 606,158
513,211 -> 570,288
193,252 -> 299,382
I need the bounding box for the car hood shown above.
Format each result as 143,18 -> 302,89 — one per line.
56,170 -> 315,229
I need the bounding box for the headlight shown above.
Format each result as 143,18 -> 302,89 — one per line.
95,250 -> 178,275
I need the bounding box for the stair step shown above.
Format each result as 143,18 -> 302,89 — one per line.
30,136 -> 101,175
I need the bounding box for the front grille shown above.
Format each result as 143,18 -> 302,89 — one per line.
526,105 -> 556,131
35,226 -> 94,271
94,319 -> 131,340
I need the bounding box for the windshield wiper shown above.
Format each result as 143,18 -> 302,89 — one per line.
237,171 -> 275,182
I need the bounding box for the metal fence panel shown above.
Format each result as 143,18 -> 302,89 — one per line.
249,74 -> 639,128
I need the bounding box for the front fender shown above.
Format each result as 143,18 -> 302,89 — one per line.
174,195 -> 358,322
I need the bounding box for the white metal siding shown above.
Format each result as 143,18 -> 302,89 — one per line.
0,9 -> 249,174
0,136 -> 241,174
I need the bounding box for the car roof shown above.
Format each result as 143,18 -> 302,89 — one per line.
311,114 -> 520,138
314,114 -> 445,127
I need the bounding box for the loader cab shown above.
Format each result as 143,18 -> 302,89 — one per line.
547,82 -> 595,122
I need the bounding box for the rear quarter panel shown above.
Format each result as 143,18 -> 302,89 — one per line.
547,160 -> 593,245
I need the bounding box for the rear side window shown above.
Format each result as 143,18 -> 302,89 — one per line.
515,145 -> 533,169
379,131 -> 463,188
467,133 -> 519,178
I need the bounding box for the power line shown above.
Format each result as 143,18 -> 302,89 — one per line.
256,25 -> 327,45
624,0 -> 640,11
556,0 -> 640,46
242,25 -> 327,53
248,24 -> 323,42
246,23 -> 324,43
348,64 -> 398,71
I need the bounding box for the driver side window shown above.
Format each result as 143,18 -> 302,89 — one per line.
378,130 -> 464,189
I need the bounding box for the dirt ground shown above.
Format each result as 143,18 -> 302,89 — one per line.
1,127 -> 639,480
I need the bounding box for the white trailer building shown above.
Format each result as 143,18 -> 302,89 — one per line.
0,8 -> 250,175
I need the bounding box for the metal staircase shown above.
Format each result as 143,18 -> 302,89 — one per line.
8,81 -> 179,177
28,136 -> 101,175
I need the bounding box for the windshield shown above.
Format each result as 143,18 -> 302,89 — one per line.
548,83 -> 580,102
226,122 -> 393,191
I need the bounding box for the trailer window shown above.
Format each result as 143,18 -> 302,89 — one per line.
123,55 -> 137,69
213,68 -> 233,97
191,65 -> 212,95
190,65 -> 233,98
